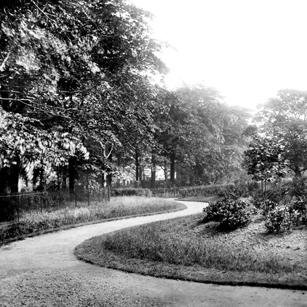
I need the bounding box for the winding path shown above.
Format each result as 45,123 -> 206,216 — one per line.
0,200 -> 306,306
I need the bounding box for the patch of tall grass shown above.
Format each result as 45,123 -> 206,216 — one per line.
0,197 -> 184,243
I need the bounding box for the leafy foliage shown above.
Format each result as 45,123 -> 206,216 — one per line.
0,0 -> 165,192
244,136 -> 287,182
0,107 -> 88,169
202,198 -> 253,230
288,196 -> 307,226
260,199 -> 278,217
156,86 -> 250,185
265,206 -> 292,234
246,89 -> 307,184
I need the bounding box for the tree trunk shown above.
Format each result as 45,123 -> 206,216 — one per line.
264,180 -> 267,192
68,157 -> 77,194
163,159 -> 168,183
86,172 -> 90,206
101,171 -> 105,188
8,164 -> 19,194
106,172 -> 112,187
62,167 -> 67,190
0,166 -> 18,222
56,167 -> 61,190
139,166 -> 143,181
0,168 -> 10,194
106,172 -> 112,201
37,167 -> 46,191
105,153 -> 113,202
170,151 -> 175,185
135,147 -> 140,187
151,154 -> 156,188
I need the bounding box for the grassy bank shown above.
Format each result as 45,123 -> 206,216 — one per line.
75,214 -> 307,289
0,197 -> 185,244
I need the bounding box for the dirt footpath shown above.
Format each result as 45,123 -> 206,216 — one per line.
0,201 -> 306,307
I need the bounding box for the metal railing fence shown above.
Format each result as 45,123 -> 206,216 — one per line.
0,188 -> 109,223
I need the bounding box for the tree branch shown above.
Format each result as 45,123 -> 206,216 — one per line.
0,97 -> 71,119
0,97 -> 32,102
98,140 -> 114,160
0,51 -> 11,72
30,0 -> 56,20
104,142 -> 114,160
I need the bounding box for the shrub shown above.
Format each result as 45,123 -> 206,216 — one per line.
151,182 -> 259,199
151,187 -> 180,198
252,184 -> 288,205
112,188 -> 152,197
202,198 -> 252,230
288,196 -> 307,226
265,206 -> 292,234
202,202 -> 221,223
217,181 -> 259,199
261,199 -> 278,217
289,178 -> 306,197
178,184 -> 234,198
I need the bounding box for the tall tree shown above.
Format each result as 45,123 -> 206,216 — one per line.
244,89 -> 307,190
156,86 -> 250,185
0,0 -> 165,193
256,89 -> 307,178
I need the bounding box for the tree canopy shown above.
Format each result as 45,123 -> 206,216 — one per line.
0,0 -> 261,194
244,89 -> 307,184
0,0 -> 165,192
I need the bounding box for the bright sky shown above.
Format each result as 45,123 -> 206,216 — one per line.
130,0 -> 307,109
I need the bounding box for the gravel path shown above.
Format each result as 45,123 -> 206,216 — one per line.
0,200 -> 306,307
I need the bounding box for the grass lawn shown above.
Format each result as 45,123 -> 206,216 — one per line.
75,214 -> 307,289
0,197 -> 185,244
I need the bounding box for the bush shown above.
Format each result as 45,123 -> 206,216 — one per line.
151,182 -> 259,199
252,185 -> 288,206
289,178 -> 306,197
112,188 -> 152,197
151,187 -> 180,198
202,198 -> 252,230
288,196 -> 307,226
217,181 -> 259,199
265,206 -> 292,234
178,184 -> 234,198
260,199 -> 278,217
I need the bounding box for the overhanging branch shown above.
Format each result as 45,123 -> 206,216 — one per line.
0,51 -> 11,72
